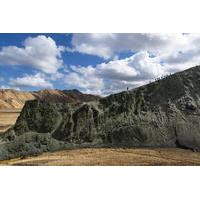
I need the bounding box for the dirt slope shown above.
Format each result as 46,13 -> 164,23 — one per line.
0,89 -> 35,109
0,89 -> 100,110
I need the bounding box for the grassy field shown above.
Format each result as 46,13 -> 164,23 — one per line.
0,111 -> 20,133
1,148 -> 200,166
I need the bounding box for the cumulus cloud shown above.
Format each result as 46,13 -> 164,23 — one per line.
3,33 -> 200,95
102,80 -> 147,96
63,51 -> 168,95
10,73 -> 53,89
96,51 -> 166,81
49,72 -> 65,81
157,48 -> 200,73
71,33 -> 192,59
0,35 -> 64,74
70,33 -> 200,60
64,66 -> 104,94
65,33 -> 200,95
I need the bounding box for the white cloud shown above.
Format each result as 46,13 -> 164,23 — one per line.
63,51 -> 167,95
156,48 -> 200,73
49,72 -> 65,81
96,59 -> 138,81
66,33 -> 200,95
64,66 -> 104,95
70,33 -> 200,61
102,80 -> 147,96
0,85 -> 20,91
0,35 -> 64,74
96,51 -> 166,81
3,33 -> 200,95
130,52 -> 166,79
71,33 -> 192,59
10,73 -> 53,89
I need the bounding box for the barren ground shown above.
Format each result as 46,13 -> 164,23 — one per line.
1,148 -> 200,166
0,111 -> 20,133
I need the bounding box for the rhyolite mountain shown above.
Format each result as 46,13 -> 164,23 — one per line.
0,89 -> 100,110
1,65 -> 200,160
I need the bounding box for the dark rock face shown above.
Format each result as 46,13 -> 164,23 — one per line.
1,65 -> 200,159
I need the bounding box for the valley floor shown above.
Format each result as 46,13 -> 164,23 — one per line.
1,148 -> 200,166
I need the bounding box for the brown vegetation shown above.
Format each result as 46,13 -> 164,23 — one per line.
1,148 -> 200,166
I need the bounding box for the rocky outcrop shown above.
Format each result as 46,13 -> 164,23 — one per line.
1,65 -> 200,159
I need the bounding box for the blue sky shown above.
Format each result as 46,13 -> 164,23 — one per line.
0,34 -> 104,91
0,33 -> 200,95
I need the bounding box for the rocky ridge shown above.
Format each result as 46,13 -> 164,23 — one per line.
1,65 -> 200,159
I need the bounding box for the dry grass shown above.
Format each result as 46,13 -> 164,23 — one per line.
0,111 -> 20,133
1,148 -> 200,166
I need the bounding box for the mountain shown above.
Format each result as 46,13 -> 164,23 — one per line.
0,89 -> 100,110
1,65 -> 200,160
32,89 -> 100,103
0,89 -> 35,110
